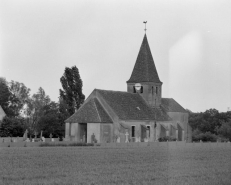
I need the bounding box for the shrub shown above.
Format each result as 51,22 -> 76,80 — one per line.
40,143 -> 67,147
193,131 -> 217,142
69,142 -> 94,146
39,142 -> 94,147
216,136 -> 229,142
158,136 -> 177,142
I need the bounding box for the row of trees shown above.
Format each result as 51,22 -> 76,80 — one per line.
188,109 -> 231,142
0,66 -> 85,139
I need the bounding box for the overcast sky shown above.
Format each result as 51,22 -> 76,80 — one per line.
0,0 -> 230,113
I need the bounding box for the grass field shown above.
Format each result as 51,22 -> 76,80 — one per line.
0,143 -> 231,185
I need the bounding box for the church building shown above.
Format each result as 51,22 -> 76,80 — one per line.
65,33 -> 192,143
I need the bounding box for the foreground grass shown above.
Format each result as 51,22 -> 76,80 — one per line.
0,143 -> 231,185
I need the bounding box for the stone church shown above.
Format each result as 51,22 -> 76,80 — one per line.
65,34 -> 192,143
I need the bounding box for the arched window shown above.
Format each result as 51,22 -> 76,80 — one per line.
133,86 -> 143,93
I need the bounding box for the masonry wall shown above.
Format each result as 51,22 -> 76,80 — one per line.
96,92 -> 121,142
100,124 -> 113,143
87,123 -> 100,143
167,112 -> 192,142
127,82 -> 162,107
121,121 -> 155,142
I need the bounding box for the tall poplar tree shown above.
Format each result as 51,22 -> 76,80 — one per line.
59,66 -> 85,116
0,78 -> 10,114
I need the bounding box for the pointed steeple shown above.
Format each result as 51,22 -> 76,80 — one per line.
127,34 -> 161,83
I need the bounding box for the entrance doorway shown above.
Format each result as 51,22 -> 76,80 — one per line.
79,123 -> 87,143
177,123 -> 183,141
141,125 -> 147,142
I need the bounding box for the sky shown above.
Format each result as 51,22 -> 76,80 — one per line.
0,0 -> 230,113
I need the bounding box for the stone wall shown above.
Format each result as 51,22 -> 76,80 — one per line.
167,112 -> 192,142
87,123 -> 100,143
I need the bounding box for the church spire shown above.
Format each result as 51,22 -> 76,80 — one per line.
127,34 -> 161,83
127,33 -> 163,108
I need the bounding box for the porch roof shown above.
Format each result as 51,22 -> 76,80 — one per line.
65,98 -> 113,123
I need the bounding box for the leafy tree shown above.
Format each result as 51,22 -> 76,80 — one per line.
189,109 -> 221,134
60,66 -> 85,116
58,98 -> 70,126
189,108 -> 231,141
217,121 -> 231,141
37,102 -> 65,138
8,80 -> 31,116
27,87 -> 51,136
0,116 -> 25,137
0,77 -> 13,116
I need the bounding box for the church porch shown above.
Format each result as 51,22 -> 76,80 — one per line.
65,122 -> 113,143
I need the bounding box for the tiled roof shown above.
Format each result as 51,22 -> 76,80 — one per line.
65,98 -> 113,123
97,89 -> 171,121
154,106 -> 172,121
161,98 -> 187,113
127,34 -> 162,83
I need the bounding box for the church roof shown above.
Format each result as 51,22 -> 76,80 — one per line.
65,98 -> 113,123
127,34 -> 162,83
97,89 -> 171,121
161,98 -> 187,113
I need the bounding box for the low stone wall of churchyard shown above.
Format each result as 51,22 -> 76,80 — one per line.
0,139 -> 230,148
0,137 -> 24,143
0,137 -> 60,146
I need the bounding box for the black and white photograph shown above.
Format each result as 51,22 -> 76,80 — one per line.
0,0 -> 231,184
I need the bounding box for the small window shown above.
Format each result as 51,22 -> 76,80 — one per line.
133,86 -> 143,93
156,87 -> 158,94
152,86 -> 154,95
146,126 -> 150,137
131,126 -> 135,137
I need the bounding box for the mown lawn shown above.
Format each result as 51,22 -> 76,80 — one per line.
0,143 -> 231,185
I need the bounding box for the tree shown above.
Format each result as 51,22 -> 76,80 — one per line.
58,98 -> 70,125
0,77 -> 12,116
189,109 -> 220,134
8,80 -> 31,116
59,66 -> 85,116
37,102 -> 65,138
189,109 -> 231,141
217,121 -> 231,141
27,87 -> 51,136
0,116 -> 25,137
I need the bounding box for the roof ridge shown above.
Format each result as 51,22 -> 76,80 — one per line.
96,89 -> 140,95
93,98 -> 101,122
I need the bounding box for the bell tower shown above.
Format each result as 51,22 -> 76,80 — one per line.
127,34 -> 162,108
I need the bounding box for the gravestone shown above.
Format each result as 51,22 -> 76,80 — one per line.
117,136 -> 120,143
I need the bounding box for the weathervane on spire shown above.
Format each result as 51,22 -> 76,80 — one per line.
143,21 -> 147,32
